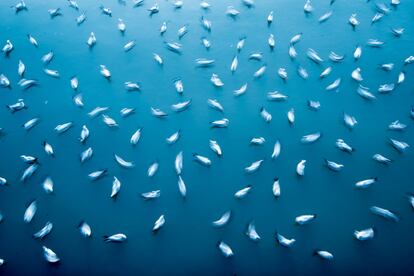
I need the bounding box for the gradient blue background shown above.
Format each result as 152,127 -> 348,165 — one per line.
0,0 -> 413,275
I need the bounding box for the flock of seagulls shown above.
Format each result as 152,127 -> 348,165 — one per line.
0,0 -> 413,269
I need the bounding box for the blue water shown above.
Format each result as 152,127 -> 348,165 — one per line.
0,0 -> 414,275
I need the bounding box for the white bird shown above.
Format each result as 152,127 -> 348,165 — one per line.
370,206 -> 399,222
278,68 -> 288,80
268,34 -> 275,49
397,72 -> 405,84
289,46 -> 297,59
272,178 -> 281,198
118,18 -> 126,32
123,40 -> 136,52
33,222 -> 53,239
43,246 -> 60,263
250,137 -> 265,145
308,100 -> 321,110
177,175 -> 186,198
148,162 -> 159,177
357,85 -> 376,100
43,141 -> 54,157
353,45 -> 362,60
111,177 -> 121,198
307,48 -> 323,64
245,160 -> 263,173
42,177 -> 54,194
276,232 -> 296,247
77,13 -> 87,25
226,6 -> 240,18
172,100 -> 191,112
372,154 -> 391,164
210,74 -> 224,87
18,60 -> 25,77
174,79 -> 184,94
218,241 -> 233,258
344,113 -> 358,129
304,0 -> 313,13
175,151 -> 183,175
234,37 -> 248,51
41,51 -> 54,64
100,65 -> 111,79
200,1 -> 210,9
271,141 -> 281,159
102,115 -> 118,127
151,107 -> 168,118
21,164 -> 39,183
210,118 -> 229,128
78,221 -> 92,237
314,250 -> 334,261
355,178 -> 377,189
88,107 -> 109,118
209,140 -> 222,157
153,215 -> 165,232
141,190 -> 161,200
336,139 -> 354,153
88,170 -> 107,181
130,128 -> 142,145
354,228 -> 375,241
0,74 -> 10,88
230,56 -> 238,73
326,78 -> 341,91
2,40 -> 13,55
319,11 -> 333,23
296,160 -> 306,176
166,130 -> 180,144
246,222 -> 261,242
87,32 -> 96,48
234,84 -> 248,96
20,155 -> 37,164
287,108 -> 295,124
80,147 -> 93,163
301,133 -> 321,143
212,211 -> 231,227
44,69 -> 60,78
351,68 -> 363,82
55,122 -> 73,134
23,118 -> 40,131
298,67 -> 309,79
320,67 -> 332,78
267,11 -> 273,25
325,160 -> 344,172
114,154 -> 134,168
153,53 -> 164,65
295,214 -> 316,225
388,120 -> 406,130
260,107 -> 272,123
349,14 -> 359,28
104,233 -> 127,243
234,185 -> 252,199
254,66 -> 266,78
193,154 -> 211,167
24,200 -> 37,223
28,34 -> 38,47
125,81 -> 140,91
160,22 -> 167,35
79,125 -> 89,143
389,138 -> 409,152
70,76 -> 78,90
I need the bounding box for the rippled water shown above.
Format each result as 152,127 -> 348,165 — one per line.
0,0 -> 413,275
